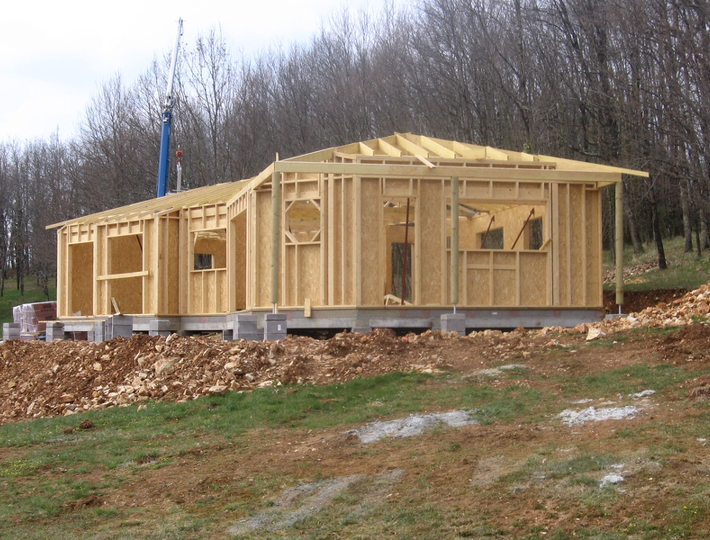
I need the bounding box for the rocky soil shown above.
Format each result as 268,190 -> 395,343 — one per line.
2,283 -> 710,425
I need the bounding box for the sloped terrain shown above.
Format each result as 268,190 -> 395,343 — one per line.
2,285 -> 710,538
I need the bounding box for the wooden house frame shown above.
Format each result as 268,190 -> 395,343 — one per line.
49,133 -> 646,336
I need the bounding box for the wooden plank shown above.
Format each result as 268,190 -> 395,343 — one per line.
586,189 -> 602,307
274,161 -> 620,184
377,138 -> 403,157
327,175 -> 336,305
519,252 -> 548,305
97,270 -> 150,281
419,135 -> 457,159
354,176 -> 362,305
419,180 -> 444,305
320,175 -> 327,306
360,178 -> 382,305
394,133 -> 430,158
551,185 -> 560,305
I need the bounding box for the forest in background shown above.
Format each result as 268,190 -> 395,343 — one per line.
1,0 -> 709,298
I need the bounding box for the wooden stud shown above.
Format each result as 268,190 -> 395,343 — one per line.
615,180 -> 624,308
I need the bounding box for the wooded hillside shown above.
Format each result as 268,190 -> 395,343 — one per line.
1,0 -> 708,294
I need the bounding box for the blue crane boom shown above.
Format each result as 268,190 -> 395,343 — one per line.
156,18 -> 183,197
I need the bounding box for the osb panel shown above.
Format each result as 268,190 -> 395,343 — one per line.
569,184 -> 584,306
167,219 -> 180,314
109,235 -> 142,274
142,219 -> 156,314
190,273 -> 203,312
360,178 -> 382,305
460,204 -> 545,249
111,277 -> 142,315
284,245 -> 297,306
232,213 -> 247,311
383,178 -> 414,198
69,243 -> 93,316
518,182 -> 544,199
492,251 -> 516,268
468,268 -> 490,306
329,178 -> 343,305
194,235 -> 227,269
519,252 -> 548,306
492,269 -> 516,306
557,185 -> 569,305
255,191 -> 272,307
299,244 -> 321,306
491,182 -> 516,199
342,178 -> 355,305
296,179 -> 320,199
585,190 -> 602,306
420,181 -> 443,305
462,181 -> 491,199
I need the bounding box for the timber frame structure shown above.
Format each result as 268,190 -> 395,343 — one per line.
49,133 -> 647,338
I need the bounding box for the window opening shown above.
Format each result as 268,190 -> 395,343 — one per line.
193,229 -> 226,270
529,217 -> 543,250
480,227 -> 504,249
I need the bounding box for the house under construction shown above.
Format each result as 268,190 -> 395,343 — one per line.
45,133 -> 646,340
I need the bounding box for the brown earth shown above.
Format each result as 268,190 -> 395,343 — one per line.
2,283 -> 710,425
4,285 -> 710,537
603,288 -> 688,314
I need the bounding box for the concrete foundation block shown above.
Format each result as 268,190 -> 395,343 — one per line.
264,313 -> 287,341
233,315 -> 261,341
149,319 -> 172,337
109,315 -> 134,339
45,322 -> 65,341
441,313 -> 466,336
93,321 -> 106,343
3,322 -> 20,341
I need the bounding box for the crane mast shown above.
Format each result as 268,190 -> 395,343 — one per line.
156,18 -> 183,197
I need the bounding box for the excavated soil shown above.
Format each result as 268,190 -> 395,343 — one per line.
603,288 -> 688,314
2,283 -> 710,425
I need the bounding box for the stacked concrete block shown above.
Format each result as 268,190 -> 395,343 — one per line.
149,319 -> 172,337
3,322 -> 20,341
108,315 -> 134,339
441,313 -> 466,336
45,322 -> 65,341
232,314 -> 262,341
93,321 -> 106,343
264,313 -> 287,341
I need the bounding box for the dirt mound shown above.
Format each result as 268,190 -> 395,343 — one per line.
603,288 -> 688,314
2,283 -> 710,425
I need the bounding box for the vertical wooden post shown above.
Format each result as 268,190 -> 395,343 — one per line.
450,177 -> 459,308
615,179 -> 624,310
270,170 -> 281,311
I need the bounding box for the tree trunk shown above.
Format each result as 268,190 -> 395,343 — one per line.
680,179 -> 693,252
624,200 -> 644,256
701,207 -> 709,250
650,189 -> 668,269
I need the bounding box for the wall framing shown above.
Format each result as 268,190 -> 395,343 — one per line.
49,133 -> 647,333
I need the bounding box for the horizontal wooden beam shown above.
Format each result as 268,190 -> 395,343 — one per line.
274,161 -> 620,184
97,270 -> 149,281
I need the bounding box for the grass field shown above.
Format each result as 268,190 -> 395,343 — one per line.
605,235 -> 710,291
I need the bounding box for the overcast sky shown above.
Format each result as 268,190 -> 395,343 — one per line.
1,0 -> 410,143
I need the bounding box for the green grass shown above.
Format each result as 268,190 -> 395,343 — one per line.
604,235 -> 710,291
0,275 -> 56,324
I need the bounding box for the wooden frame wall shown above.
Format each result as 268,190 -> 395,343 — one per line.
54,158 -> 610,320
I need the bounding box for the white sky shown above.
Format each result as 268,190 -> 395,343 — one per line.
1,0 -> 411,143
